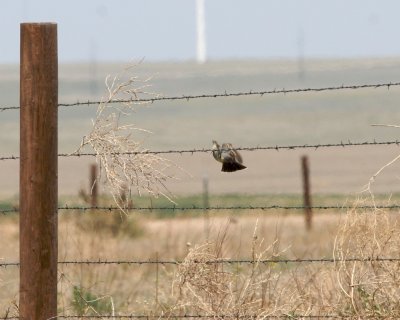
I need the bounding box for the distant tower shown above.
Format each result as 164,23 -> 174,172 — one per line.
196,0 -> 206,63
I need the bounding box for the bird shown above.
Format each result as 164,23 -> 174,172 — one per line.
212,140 -> 247,172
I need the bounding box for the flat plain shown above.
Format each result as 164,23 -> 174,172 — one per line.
2,58 -> 400,197
2,58 -> 400,317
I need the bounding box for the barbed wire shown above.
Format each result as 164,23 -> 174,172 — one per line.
0,314 -> 368,319
1,140 -> 400,161
2,81 -> 400,112
50,314 -> 363,319
1,204 -> 400,215
58,204 -> 400,211
1,257 -> 399,268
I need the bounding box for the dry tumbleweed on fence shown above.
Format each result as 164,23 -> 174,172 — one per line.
73,66 -> 181,209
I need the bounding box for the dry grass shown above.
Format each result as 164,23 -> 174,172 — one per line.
74,66 -> 179,209
334,201 -> 400,318
1,198 -> 400,318
168,202 -> 400,318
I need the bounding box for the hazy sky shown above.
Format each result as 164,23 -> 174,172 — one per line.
2,0 -> 400,63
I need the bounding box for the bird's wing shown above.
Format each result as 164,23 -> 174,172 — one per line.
221,143 -> 243,164
232,149 -> 243,164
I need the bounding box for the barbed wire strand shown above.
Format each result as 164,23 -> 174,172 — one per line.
1,140 -> 400,161
2,81 -> 400,112
1,204 -> 400,215
58,204 -> 400,211
0,314 -> 364,319
51,314 -> 362,319
1,257 -> 399,268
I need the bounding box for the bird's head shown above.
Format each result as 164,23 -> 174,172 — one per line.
212,140 -> 220,150
212,140 -> 222,162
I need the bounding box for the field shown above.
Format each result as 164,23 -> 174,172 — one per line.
2,58 -> 400,196
1,58 -> 400,318
1,195 -> 400,317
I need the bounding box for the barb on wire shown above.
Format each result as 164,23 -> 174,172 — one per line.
0,105 -> 19,111
0,208 -> 19,214
2,204 -> 400,215
0,155 -> 19,161
2,81 -> 400,112
2,257 -> 399,268
1,140 -> 400,161
0,261 -> 19,267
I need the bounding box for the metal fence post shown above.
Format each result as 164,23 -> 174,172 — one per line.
20,23 -> 58,320
301,155 -> 312,231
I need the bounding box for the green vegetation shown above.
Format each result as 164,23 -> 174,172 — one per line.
71,285 -> 113,316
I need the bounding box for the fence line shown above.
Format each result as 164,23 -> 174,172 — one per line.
56,204 -> 400,211
1,204 -> 400,215
0,314 -> 360,319
6,23 -> 399,320
1,257 -> 399,268
2,81 -> 400,112
1,140 -> 399,161
52,315 -> 361,319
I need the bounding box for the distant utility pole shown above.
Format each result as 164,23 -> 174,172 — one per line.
196,0 -> 206,64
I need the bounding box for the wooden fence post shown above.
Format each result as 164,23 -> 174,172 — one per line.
203,175 -> 210,240
90,163 -> 98,207
20,23 -> 58,320
301,155 -> 312,231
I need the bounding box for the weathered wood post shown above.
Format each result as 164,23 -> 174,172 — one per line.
90,163 -> 98,207
203,175 -> 210,240
301,155 -> 312,231
20,23 -> 58,320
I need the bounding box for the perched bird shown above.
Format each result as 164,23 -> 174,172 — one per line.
212,140 -> 247,172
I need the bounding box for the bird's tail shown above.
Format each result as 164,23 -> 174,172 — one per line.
222,162 -> 247,172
